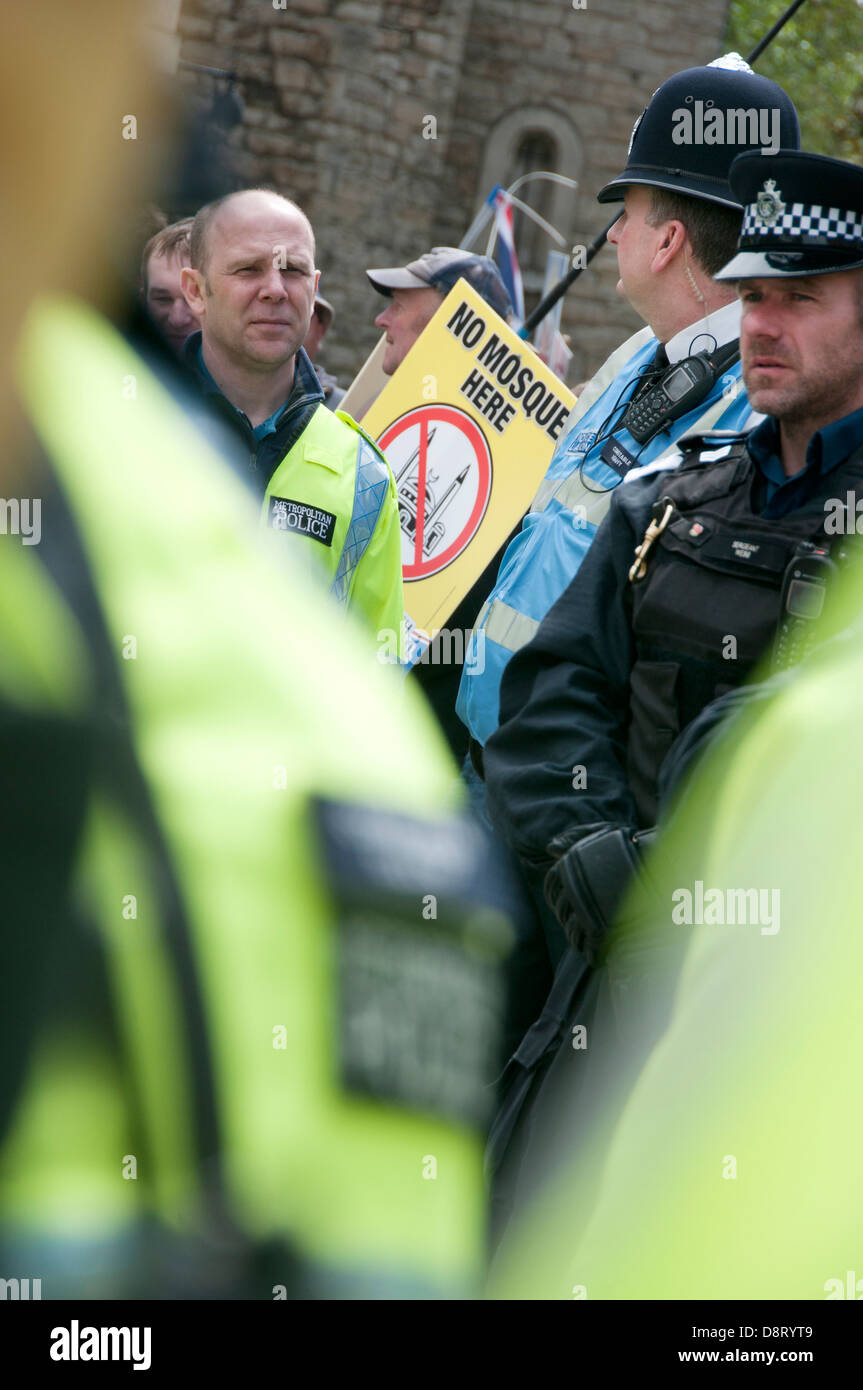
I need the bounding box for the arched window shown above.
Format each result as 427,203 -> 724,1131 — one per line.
475,107 -> 583,314
510,130 -> 560,300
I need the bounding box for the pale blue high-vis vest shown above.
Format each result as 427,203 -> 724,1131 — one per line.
456,328 -> 755,747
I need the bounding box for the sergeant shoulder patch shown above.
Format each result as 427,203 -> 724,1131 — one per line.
268,496 -> 337,546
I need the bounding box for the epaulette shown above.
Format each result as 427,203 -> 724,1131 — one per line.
675,429 -> 751,469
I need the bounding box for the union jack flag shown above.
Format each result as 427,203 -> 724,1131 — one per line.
487,185 -> 525,324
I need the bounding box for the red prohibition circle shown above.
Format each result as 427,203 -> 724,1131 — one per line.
378,404 -> 493,580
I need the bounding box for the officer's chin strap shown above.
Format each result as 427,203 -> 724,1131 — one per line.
629,501 -> 675,583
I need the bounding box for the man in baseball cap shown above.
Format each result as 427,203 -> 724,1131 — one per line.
367,246 -> 513,376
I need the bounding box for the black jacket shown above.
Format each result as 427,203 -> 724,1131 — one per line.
484,434 -> 863,872
483,430 -> 863,1252
483,468 -> 663,868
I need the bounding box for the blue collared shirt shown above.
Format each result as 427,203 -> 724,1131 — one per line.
748,404 -> 863,519
195,342 -> 317,439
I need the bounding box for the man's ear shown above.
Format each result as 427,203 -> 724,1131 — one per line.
181,265 -> 206,314
650,219 -> 687,275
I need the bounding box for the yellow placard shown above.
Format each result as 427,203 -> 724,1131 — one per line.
363,280 -> 574,646
339,333 -> 389,422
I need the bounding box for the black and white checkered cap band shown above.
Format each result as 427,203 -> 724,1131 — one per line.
742,201 -> 863,242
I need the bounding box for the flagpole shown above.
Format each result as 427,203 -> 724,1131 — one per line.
747,0 -> 808,64
519,217 -> 617,338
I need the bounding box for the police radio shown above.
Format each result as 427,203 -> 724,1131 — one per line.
621,340 -> 740,445
771,541 -> 838,672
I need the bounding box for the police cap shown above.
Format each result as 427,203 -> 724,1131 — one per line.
597,54 -> 801,211
715,149 -> 863,279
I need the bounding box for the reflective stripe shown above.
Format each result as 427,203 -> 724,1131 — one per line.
483,377 -> 746,660
532,470 -> 614,519
331,436 -> 389,603
533,376 -> 743,520
529,326 -> 654,516
264,403 -> 392,608
531,474 -> 560,513
531,468 -> 619,528
484,597 -> 540,654
684,380 -> 742,431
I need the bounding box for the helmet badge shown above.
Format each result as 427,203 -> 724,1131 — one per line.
755,179 -> 786,227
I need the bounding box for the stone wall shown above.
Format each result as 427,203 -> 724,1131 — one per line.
177,0 -> 731,386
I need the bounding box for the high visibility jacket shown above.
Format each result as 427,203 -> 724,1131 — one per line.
0,296 -> 511,1298
456,322 -> 755,747
184,333 -> 404,648
263,403 -> 405,647
489,570 -> 863,1299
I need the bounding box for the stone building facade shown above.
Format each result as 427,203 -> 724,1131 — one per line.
175,0 -> 731,386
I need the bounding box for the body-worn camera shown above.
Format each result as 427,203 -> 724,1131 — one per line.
772,541 -> 838,672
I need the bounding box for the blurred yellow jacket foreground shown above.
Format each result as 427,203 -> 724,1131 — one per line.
490,549 -> 863,1300
0,297 -> 512,1299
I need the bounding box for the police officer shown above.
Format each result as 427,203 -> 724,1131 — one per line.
181,190 -> 405,644
457,57 -> 800,759
7,302 -> 514,1298
0,3 -> 514,1301
454,55 -> 800,1080
490,545 -> 863,1302
482,148 -> 863,1242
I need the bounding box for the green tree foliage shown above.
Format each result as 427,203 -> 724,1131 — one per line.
728,0 -> 863,161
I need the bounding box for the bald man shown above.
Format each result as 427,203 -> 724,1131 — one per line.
181,189 -> 404,645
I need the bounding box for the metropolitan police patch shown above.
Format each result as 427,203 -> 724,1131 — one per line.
268,496 -> 337,546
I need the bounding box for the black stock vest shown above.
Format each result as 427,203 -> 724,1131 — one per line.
625,435 -> 863,825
